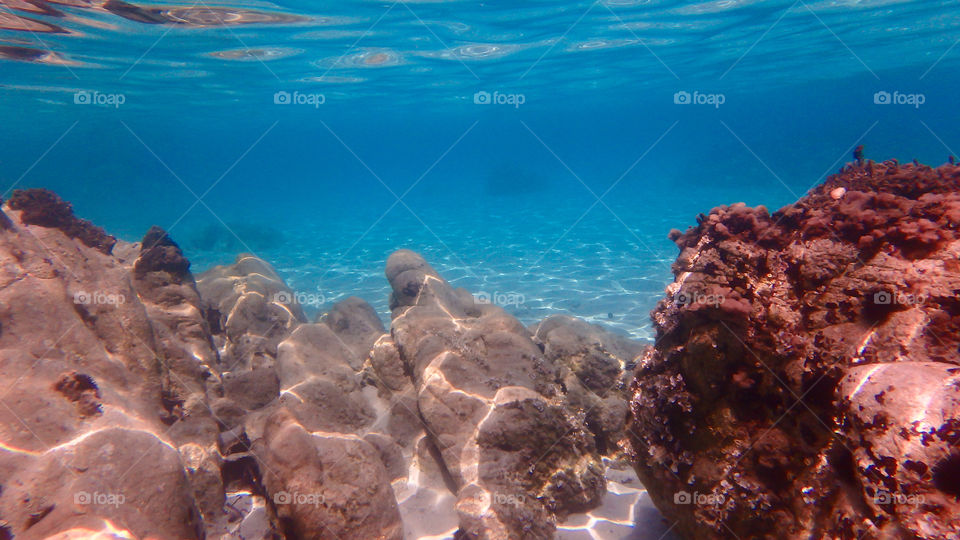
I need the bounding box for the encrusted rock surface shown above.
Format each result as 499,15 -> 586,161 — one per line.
1,189 -> 643,539
6,189 -> 116,254
533,315 -> 645,457
628,160 -> 960,539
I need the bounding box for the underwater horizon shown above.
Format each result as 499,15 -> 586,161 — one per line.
4,0 -> 960,338
2,1 -> 960,539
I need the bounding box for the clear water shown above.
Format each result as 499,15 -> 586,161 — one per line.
3,0 -> 960,339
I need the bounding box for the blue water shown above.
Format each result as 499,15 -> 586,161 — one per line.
2,0 -> 959,338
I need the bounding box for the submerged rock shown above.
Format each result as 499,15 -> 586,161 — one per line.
131,226 -> 224,522
6,188 -> 116,254
253,409 -> 403,540
386,249 -> 609,538
628,160 -> 960,539
532,315 -> 646,457
196,254 -> 305,411
196,256 -> 410,538
0,191 -> 646,539
0,199 -> 207,538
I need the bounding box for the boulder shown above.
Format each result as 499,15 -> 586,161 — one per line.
386,250 -> 606,538
0,193 -> 212,538
533,315 -> 645,456
195,254 -> 305,413
252,410 -> 404,540
628,160 -> 960,539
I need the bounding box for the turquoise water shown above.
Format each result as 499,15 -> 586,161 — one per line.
2,0 -> 959,338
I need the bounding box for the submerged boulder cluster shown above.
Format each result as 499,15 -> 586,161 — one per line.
628,160 -> 960,539
2,156 -> 959,540
0,190 -> 641,539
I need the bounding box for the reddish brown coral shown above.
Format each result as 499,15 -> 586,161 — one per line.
6,188 -> 116,254
134,225 -> 191,281
672,160 -> 960,258
53,371 -> 102,416
629,160 -> 960,539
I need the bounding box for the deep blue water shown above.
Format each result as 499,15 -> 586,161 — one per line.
2,0 -> 959,338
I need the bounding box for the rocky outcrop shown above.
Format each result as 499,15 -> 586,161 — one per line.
197,254 -> 305,412
7,158 -> 959,539
257,410 -> 404,539
386,250 -> 608,538
532,315 -> 645,457
5,188 -> 116,254
0,192 -> 207,538
0,188 -> 647,539
628,160 -> 960,539
197,257 -> 409,539
130,226 -> 224,523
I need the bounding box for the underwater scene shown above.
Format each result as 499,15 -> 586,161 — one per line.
1,0 -> 960,538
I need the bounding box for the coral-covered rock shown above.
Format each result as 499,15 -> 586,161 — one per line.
6,188 -> 116,254
135,225 -> 192,280
838,362 -> 960,539
629,160 -> 960,539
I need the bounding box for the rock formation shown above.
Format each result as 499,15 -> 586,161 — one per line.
0,190 -> 208,539
386,250 -> 618,538
0,189 -> 643,539
628,160 -> 960,539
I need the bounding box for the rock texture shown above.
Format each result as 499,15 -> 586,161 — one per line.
197,257 -> 407,540
1,189 -> 643,539
532,315 -> 645,458
629,160 -> 960,539
386,250 -> 614,538
0,191 -> 208,539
